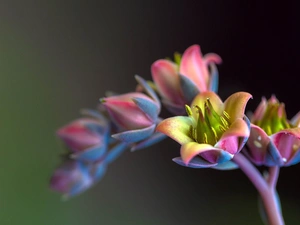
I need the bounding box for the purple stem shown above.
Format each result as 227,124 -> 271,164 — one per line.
232,154 -> 284,225
268,166 -> 279,188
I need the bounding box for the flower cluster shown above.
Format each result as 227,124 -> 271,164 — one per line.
50,111 -> 129,198
50,44 -> 300,205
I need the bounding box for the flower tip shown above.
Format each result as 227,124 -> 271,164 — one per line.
188,44 -> 200,51
134,74 -> 142,82
269,94 -> 279,103
100,98 -> 106,103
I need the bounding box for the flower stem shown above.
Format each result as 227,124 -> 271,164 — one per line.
268,166 -> 279,188
232,154 -> 284,225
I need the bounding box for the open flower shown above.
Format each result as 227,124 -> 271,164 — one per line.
151,45 -> 222,114
244,96 -> 300,166
57,114 -> 110,162
101,76 -> 161,143
157,91 -> 252,169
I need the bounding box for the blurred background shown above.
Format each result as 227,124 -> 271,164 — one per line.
0,1 -> 299,225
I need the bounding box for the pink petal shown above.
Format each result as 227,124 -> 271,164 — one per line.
179,45 -> 208,92
156,116 -> 194,145
151,59 -> 184,104
216,118 -> 250,154
103,99 -> 152,130
203,53 -> 222,65
271,128 -> 300,162
180,142 -> 220,164
224,92 -> 252,123
246,124 -> 270,164
251,97 -> 267,122
57,119 -> 102,152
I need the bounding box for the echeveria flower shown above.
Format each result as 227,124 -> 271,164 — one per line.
244,96 -> 300,166
50,139 -> 128,198
151,45 -> 222,114
57,115 -> 110,162
101,76 -> 161,143
157,91 -> 252,169
50,159 -> 107,199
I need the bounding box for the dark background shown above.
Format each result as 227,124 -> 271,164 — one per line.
0,1 -> 299,225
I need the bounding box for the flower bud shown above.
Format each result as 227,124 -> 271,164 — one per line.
151,45 -> 221,115
101,76 -> 161,143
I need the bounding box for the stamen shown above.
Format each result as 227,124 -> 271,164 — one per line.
210,127 -> 218,142
189,125 -> 194,140
185,105 -> 193,117
194,105 -> 205,122
219,125 -> 227,133
220,116 -> 229,128
223,111 -> 231,122
203,132 -> 208,144
193,128 -> 198,142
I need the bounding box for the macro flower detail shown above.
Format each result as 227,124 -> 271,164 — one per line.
157,91 -> 252,169
101,75 -> 161,143
151,44 -> 222,114
49,159 -> 106,199
244,96 -> 300,166
56,114 -> 110,162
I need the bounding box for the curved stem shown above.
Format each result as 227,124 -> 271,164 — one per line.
268,166 -> 280,188
233,153 -> 268,194
232,154 -> 284,225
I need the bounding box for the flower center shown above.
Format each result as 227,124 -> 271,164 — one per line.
254,102 -> 291,135
185,98 -> 231,145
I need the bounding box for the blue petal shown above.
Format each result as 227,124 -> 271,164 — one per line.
244,115 -> 251,130
112,124 -> 156,143
71,144 -> 107,162
179,74 -> 200,104
67,161 -> 92,198
92,162 -> 107,181
131,132 -> 167,151
132,97 -> 159,122
105,142 -> 129,164
217,151 -> 234,163
212,161 -> 239,170
286,150 -> 300,166
84,122 -> 110,136
172,157 -> 217,168
208,63 -> 219,93
135,75 -> 160,104
265,141 -> 284,166
238,116 -> 251,148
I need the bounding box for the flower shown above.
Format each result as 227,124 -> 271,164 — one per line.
56,113 -> 110,162
156,91 -> 252,169
49,159 -> 106,199
244,96 -> 300,166
101,75 -> 161,143
151,45 -> 222,114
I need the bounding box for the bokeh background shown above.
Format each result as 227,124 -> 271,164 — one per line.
0,1 -> 299,225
